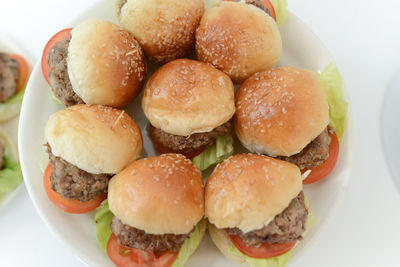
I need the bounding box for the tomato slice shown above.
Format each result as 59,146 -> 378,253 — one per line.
8,54 -> 29,93
230,234 -> 295,259
43,164 -> 106,214
148,125 -> 207,159
223,0 -> 276,21
41,28 -> 72,85
302,131 -> 340,184
107,234 -> 178,267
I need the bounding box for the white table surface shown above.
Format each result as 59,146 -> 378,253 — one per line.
1,0 -> 400,266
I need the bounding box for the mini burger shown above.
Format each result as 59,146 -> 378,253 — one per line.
195,1 -> 282,83
142,59 -> 235,169
43,104 -> 142,213
206,154 -> 308,265
234,66 -> 339,184
115,0 -> 204,64
41,19 -> 146,107
106,153 -> 206,267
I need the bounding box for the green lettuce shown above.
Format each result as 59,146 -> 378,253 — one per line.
192,134 -> 234,171
271,0 -> 288,27
0,148 -> 23,193
48,86 -> 63,106
0,89 -> 24,122
94,200 -> 114,251
319,63 -> 348,143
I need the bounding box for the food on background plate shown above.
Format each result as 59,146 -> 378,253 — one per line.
234,66 -> 347,184
43,104 -> 143,213
41,19 -> 146,107
115,0 -> 204,64
195,1 -> 282,83
206,154 -> 310,266
142,58 -> 235,171
95,153 -> 206,267
0,53 -> 29,122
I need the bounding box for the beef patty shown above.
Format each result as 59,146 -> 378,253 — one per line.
149,120 -> 232,155
0,53 -> 19,103
110,217 -> 191,253
46,144 -> 111,202
280,128 -> 331,170
47,36 -> 84,107
228,191 -> 308,246
0,142 -> 4,170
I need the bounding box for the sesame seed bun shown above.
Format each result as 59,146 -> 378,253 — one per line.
67,19 -> 146,107
108,154 -> 204,234
195,1 -> 282,83
45,104 -> 143,174
235,66 -> 330,157
117,0 -> 204,64
205,154 -> 302,232
142,59 -> 235,136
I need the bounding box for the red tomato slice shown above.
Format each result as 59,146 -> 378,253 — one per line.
302,131 -> 340,184
148,125 -> 207,159
41,28 -> 72,85
107,234 -> 178,267
230,234 -> 296,259
223,0 -> 276,21
8,54 -> 29,93
43,164 -> 106,214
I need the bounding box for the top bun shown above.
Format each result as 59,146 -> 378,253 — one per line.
235,66 -> 329,157
205,154 -> 302,232
67,19 -> 146,107
108,153 -> 204,235
45,104 -> 143,174
142,59 -> 235,136
117,0 -> 204,64
196,1 -> 282,83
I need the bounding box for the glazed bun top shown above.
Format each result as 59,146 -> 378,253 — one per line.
67,19 -> 146,107
235,66 -> 329,157
45,104 -> 143,174
142,59 -> 235,136
108,153 -> 204,235
117,0 -> 204,64
196,1 -> 282,83
205,154 -> 302,232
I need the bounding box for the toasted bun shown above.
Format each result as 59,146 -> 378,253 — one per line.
108,154 -> 204,234
117,0 -> 204,63
196,2 -> 282,83
45,104 -> 142,174
67,19 -> 146,107
142,59 -> 235,136
235,66 -> 330,157
205,154 -> 302,232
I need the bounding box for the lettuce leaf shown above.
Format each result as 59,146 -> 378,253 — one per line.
48,86 -> 64,106
192,134 -> 234,171
0,148 -> 23,193
94,200 -> 114,251
319,63 -> 348,143
270,0 -> 288,27
0,89 -> 24,122
229,244 -> 291,267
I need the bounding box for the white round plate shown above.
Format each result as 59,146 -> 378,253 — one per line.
0,33 -> 33,210
19,1 -> 353,266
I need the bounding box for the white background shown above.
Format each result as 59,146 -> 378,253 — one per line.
1,0 -> 400,266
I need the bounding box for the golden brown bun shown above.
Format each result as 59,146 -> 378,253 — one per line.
205,154 -> 302,232
196,2 -> 282,83
45,104 -> 143,174
108,154 -> 204,234
235,66 -> 330,157
67,19 -> 146,107
142,59 -> 235,136
118,0 -> 204,64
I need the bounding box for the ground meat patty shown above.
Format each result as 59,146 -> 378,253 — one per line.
280,128 -> 331,170
110,217 -> 191,252
47,36 -> 84,107
46,144 -> 111,202
228,191 -> 308,246
149,121 -> 232,155
0,53 -> 19,103
232,0 -> 272,17
0,142 -> 4,170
